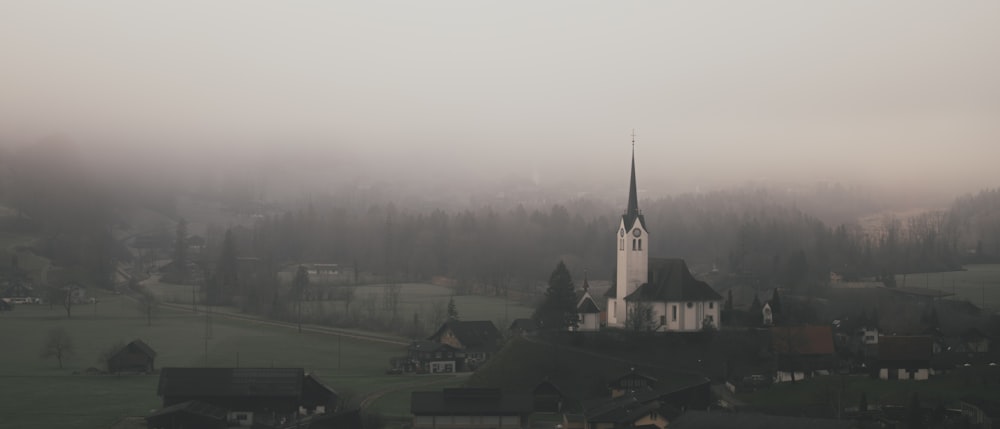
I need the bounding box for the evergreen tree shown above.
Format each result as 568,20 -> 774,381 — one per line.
533,261 -> 578,331
770,288 -> 783,315
446,295 -> 459,321
749,294 -> 763,326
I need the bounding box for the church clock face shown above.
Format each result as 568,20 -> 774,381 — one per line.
620,229 -> 625,237
632,228 -> 641,237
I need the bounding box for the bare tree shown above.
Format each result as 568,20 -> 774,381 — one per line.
40,327 -> 75,369
135,286 -> 160,326
292,265 -> 309,333
626,299 -> 655,332
339,286 -> 356,314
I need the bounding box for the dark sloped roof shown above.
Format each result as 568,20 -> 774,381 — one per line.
624,259 -> 722,302
878,336 -> 933,362
146,400 -> 227,421
608,368 -> 658,388
669,411 -> 854,429
584,396 -> 662,424
770,326 -> 835,355
576,290 -> 602,313
120,339 -> 156,358
409,340 -> 460,354
429,321 -> 501,349
290,408 -> 363,429
605,285 -> 618,299
411,388 -> 533,415
158,368 -> 304,398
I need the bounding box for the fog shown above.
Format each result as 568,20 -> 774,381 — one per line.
2,1 -> 999,201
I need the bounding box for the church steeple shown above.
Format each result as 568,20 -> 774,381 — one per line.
626,146 -> 639,217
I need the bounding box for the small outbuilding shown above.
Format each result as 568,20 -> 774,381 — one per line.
108,339 -> 157,374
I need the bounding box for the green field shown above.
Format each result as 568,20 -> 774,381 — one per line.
895,264 -> 1000,311
145,280 -> 536,332
0,291 -> 459,429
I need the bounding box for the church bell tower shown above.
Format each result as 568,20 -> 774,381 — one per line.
609,140 -> 649,327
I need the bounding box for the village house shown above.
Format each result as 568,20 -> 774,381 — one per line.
107,339 -> 156,374
604,149 -> 723,331
770,325 -> 837,383
398,340 -> 463,373
146,400 -> 228,429
410,388 -> 533,429
876,336 -> 933,380
572,367 -> 712,429
668,410 -> 855,429
426,320 -> 502,371
580,395 -> 676,429
154,367 -> 338,427
508,318 -> 538,336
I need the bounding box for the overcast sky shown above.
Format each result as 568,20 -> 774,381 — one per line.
1,1 -> 998,195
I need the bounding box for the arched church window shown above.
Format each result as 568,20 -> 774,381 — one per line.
638,239 -> 642,250
632,239 -> 637,250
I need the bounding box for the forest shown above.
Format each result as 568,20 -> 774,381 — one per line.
3,138 -> 1000,305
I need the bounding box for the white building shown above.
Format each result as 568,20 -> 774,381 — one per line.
604,149 -> 723,331
572,276 -> 602,332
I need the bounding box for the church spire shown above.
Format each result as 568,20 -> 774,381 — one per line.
626,132 -> 639,217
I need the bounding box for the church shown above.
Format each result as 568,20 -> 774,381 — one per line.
603,148 -> 723,332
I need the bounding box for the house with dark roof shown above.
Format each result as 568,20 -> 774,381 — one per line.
573,275 -> 603,332
107,339 -> 156,374
396,340 -> 463,373
608,368 -> 657,398
508,318 -> 538,336
876,336 -> 933,380
608,258 -> 723,332
581,394 -> 677,429
146,400 -> 227,429
574,366 -> 712,429
668,410 -> 854,429
770,325 -> 836,383
410,388 -> 533,429
155,368 -> 338,427
427,320 -> 502,371
283,408 -> 364,429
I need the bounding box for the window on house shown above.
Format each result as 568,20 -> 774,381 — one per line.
620,239 -> 624,250
671,305 -> 677,321
709,302 -> 714,309
687,302 -> 693,308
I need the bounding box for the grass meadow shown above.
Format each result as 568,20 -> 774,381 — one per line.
894,264 -> 1000,311
144,280 -> 537,332
0,290 -> 459,429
